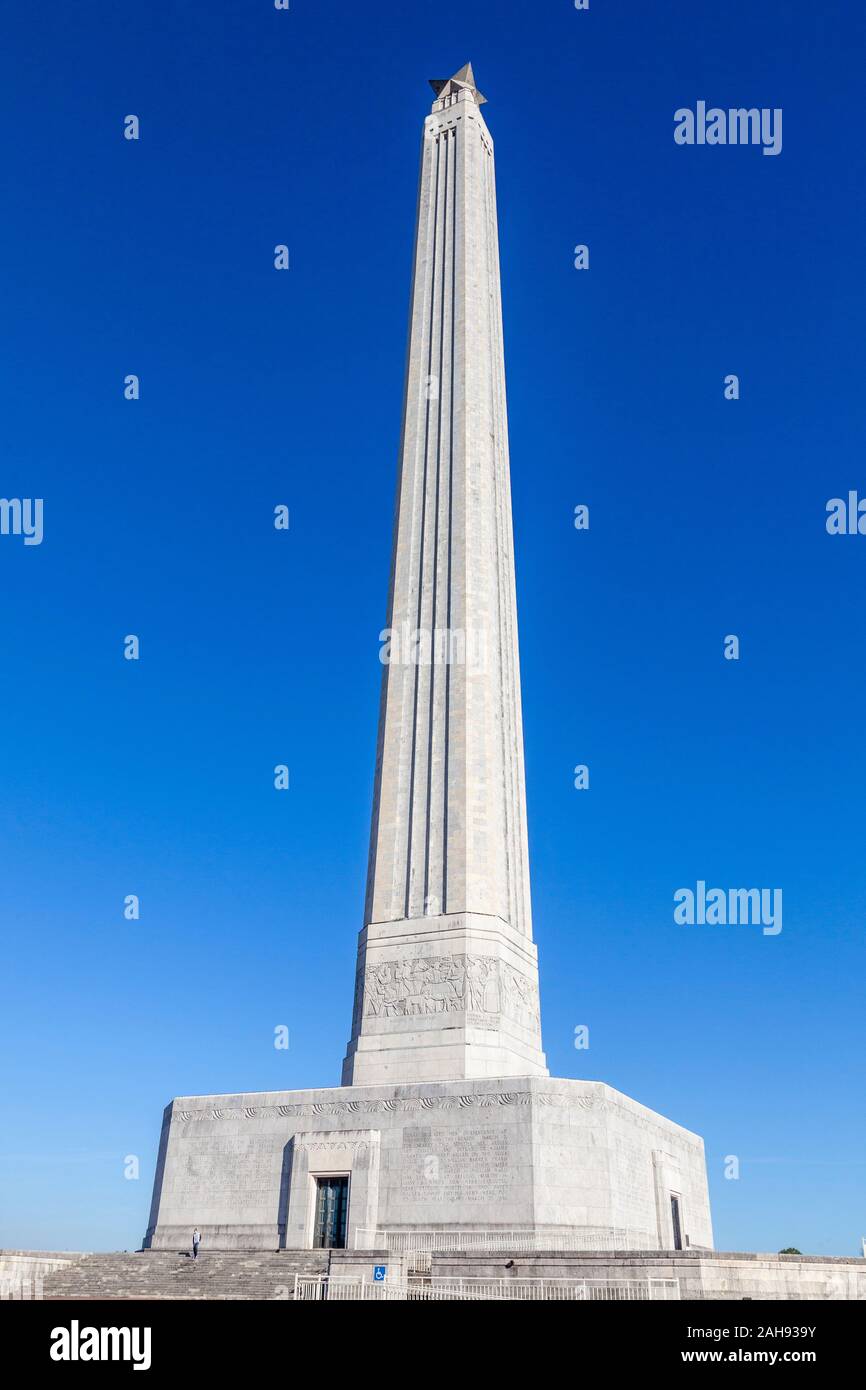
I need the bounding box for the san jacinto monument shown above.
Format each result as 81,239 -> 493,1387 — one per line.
144,65 -> 714,1255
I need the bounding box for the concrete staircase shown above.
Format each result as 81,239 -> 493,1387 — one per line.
41,1250 -> 331,1301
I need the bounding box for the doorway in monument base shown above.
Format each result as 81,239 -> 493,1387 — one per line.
282,1131 -> 380,1251
653,1148 -> 690,1249
313,1175 -> 350,1250
670,1192 -> 684,1251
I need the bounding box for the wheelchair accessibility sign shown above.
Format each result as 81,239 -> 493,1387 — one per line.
373,1265 -> 387,1282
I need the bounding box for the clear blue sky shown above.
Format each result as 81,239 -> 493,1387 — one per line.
1,1 -> 863,1256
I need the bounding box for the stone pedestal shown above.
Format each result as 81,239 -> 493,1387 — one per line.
342,913 -> 548,1085
144,1077 -> 713,1253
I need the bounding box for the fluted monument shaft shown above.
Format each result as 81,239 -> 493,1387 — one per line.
343,69 -> 547,1085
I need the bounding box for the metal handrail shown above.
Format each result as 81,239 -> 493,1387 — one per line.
292,1273 -> 680,1302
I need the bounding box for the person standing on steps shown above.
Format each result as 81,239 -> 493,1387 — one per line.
191,1227 -> 201,1260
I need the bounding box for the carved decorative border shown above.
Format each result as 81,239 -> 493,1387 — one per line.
293,1138 -> 369,1154
171,1090 -> 704,1154
177,1091 -> 598,1123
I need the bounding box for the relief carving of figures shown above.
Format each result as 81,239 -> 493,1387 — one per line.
499,966 -> 541,1030
361,953 -> 539,1029
465,955 -> 490,1011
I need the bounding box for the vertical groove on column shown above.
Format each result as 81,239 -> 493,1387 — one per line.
406,129 -> 447,918
368,125 -> 436,925
484,135 -> 525,935
442,127 -> 458,915
403,130 -> 441,918
491,142 -> 516,932
424,127 -> 450,916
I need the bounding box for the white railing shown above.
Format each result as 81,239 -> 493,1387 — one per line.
293,1276 -> 494,1302
354,1227 -> 659,1253
292,1274 -> 679,1302
424,1278 -> 679,1301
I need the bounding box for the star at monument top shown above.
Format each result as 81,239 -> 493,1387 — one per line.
429,61 -> 487,105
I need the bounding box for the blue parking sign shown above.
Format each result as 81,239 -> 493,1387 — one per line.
373,1264 -> 387,1282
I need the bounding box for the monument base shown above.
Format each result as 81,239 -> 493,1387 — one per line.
144,1076 -> 713,1253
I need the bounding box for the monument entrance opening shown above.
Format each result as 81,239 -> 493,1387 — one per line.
671,1194 -> 683,1250
313,1176 -> 349,1249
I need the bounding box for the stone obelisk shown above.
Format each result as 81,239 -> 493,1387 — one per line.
144,69 -> 713,1255
342,65 -> 548,1086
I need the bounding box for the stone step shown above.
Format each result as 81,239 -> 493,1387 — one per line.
41,1251 -> 331,1301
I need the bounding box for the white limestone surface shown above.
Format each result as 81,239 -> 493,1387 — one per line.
144,1077 -> 713,1253
345,74 -> 546,1086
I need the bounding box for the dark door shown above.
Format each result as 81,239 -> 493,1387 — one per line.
670,1193 -> 683,1250
313,1176 -> 349,1249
